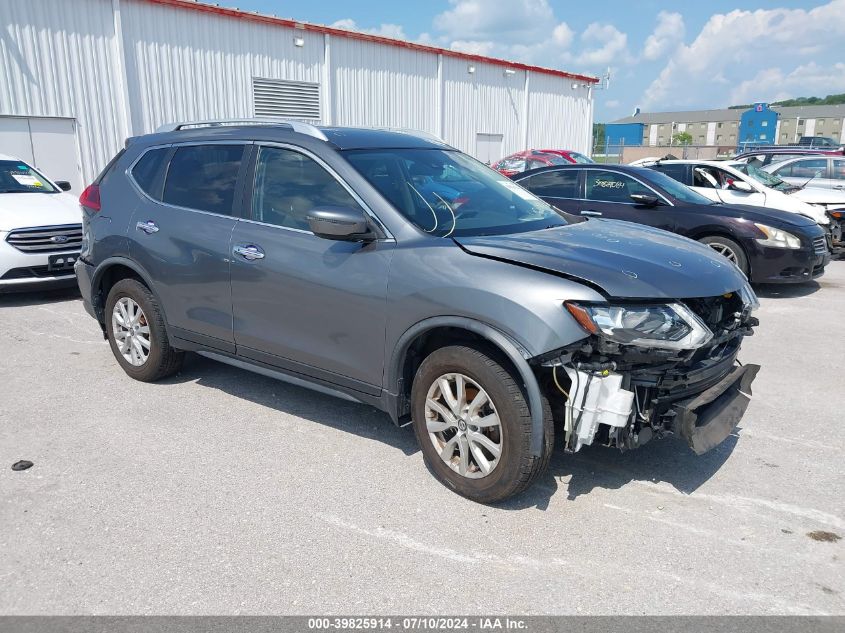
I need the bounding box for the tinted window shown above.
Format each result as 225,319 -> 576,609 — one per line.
832,159 -> 845,181
585,170 -> 653,203
162,145 -> 244,215
774,158 -> 827,179
519,170 -> 578,198
650,163 -> 688,185
345,148 -> 567,237
131,148 -> 169,199
252,146 -> 361,231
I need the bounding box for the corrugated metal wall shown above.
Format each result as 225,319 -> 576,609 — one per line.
331,38 -> 438,131
120,0 -> 324,135
0,0 -> 594,182
0,0 -> 125,183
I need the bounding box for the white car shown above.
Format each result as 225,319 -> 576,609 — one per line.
0,154 -> 82,293
641,159 -> 836,243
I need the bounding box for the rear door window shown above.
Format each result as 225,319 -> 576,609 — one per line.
519,169 -> 579,199
162,144 -> 245,215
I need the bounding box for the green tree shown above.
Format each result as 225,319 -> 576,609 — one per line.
672,131 -> 693,145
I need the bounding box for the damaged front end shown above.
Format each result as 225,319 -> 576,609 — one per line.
537,286 -> 761,455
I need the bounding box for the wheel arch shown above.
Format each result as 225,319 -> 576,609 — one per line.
90,257 -> 167,327
386,316 -> 546,457
688,229 -> 752,278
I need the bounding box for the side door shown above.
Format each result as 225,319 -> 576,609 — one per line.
830,158 -> 845,191
229,144 -> 394,394
128,142 -> 247,352
516,168 -> 582,213
581,169 -> 676,232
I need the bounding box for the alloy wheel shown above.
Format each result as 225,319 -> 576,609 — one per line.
424,373 -> 503,479
112,297 -> 151,366
707,241 -> 739,265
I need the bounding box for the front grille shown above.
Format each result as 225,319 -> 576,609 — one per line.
813,235 -> 828,255
6,224 -> 82,253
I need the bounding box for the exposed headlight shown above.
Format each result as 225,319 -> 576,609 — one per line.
565,302 -> 713,350
754,223 -> 801,249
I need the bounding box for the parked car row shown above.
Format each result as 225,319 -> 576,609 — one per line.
16,124 -> 835,504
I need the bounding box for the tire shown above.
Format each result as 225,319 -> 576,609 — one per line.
104,278 -> 183,382
411,345 -> 553,504
699,235 -> 749,276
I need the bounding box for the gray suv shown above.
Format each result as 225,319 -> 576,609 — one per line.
76,120 -> 760,503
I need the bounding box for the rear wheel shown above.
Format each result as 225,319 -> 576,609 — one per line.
700,235 -> 749,276
411,345 -> 553,504
105,279 -> 183,382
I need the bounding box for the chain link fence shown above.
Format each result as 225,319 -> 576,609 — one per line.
591,137 -> 735,164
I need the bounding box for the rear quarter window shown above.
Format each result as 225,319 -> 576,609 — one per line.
130,147 -> 170,200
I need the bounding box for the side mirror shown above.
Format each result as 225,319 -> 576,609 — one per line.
307,206 -> 376,242
630,193 -> 660,207
55,181 -> 72,191
729,180 -> 754,193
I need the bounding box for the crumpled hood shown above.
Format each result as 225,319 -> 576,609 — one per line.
0,193 -> 81,232
791,187 -> 845,208
455,219 -> 749,299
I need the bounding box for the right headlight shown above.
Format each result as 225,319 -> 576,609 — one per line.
565,302 -> 713,351
753,223 -> 801,249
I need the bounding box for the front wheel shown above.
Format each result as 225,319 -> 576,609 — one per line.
700,235 -> 749,276
411,345 -> 552,504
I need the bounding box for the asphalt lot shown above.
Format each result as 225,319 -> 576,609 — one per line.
1,262 -> 844,616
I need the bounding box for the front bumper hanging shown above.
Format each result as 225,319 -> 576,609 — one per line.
672,363 -> 760,455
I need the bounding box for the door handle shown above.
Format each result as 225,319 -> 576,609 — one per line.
135,220 -> 159,234
834,185 -> 845,190
581,210 -> 602,217
233,244 -> 265,261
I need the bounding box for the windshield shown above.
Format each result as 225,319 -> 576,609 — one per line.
0,160 -> 58,194
732,162 -> 791,191
644,169 -> 715,205
569,152 -> 594,164
344,148 -> 568,237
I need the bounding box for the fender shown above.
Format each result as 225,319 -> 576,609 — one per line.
387,316 -> 545,457
89,256 -> 170,336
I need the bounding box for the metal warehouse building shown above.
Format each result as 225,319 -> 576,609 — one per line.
0,0 -> 597,192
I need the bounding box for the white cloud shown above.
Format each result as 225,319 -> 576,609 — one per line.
642,1 -> 845,110
449,40 -> 496,56
433,0 -> 554,43
729,62 -> 845,106
642,11 -> 684,61
574,22 -> 630,67
330,19 -> 407,40
552,22 -> 574,48
605,100 -> 620,108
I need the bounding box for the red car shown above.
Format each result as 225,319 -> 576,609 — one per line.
493,149 -> 593,177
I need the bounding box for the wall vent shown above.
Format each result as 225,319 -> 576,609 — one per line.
252,78 -> 321,121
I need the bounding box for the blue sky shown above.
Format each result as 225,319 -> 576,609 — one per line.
229,1 -> 845,122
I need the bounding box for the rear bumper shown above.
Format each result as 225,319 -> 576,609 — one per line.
74,257 -> 98,319
672,363 -> 760,455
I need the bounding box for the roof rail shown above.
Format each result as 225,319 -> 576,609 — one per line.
155,118 -> 328,142
367,127 -> 448,145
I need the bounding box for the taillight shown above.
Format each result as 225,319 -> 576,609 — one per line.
79,184 -> 101,212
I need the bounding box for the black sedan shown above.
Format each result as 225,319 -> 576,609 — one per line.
513,164 -> 829,284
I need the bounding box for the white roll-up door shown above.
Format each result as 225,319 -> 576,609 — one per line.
0,117 -> 82,192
